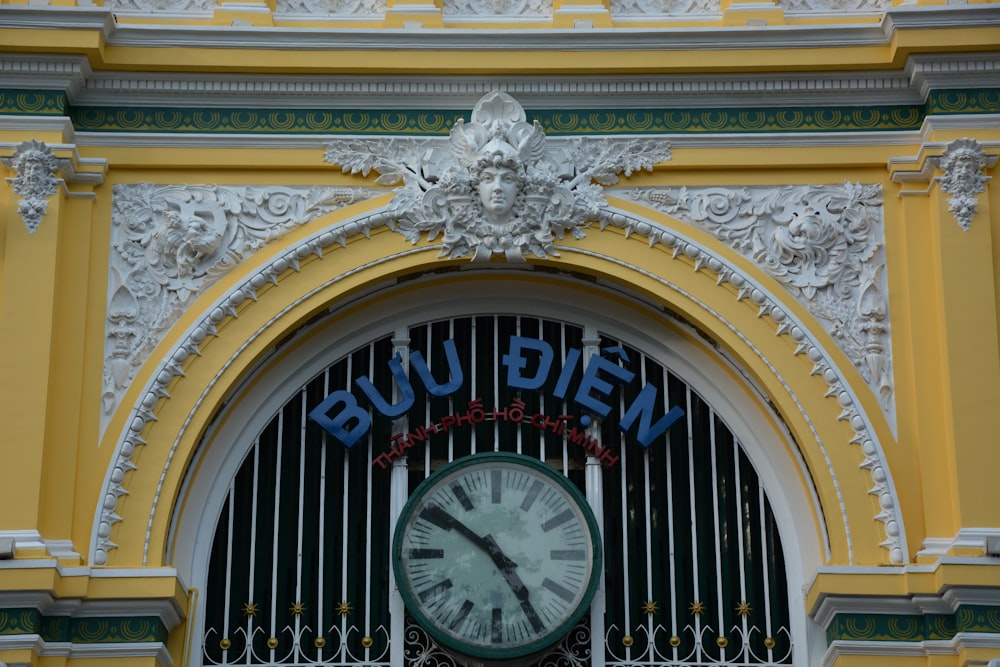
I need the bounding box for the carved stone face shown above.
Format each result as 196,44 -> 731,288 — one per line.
22,153 -> 48,182
477,165 -> 519,223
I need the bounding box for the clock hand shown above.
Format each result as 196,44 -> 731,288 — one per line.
481,534 -> 546,633
420,505 -> 545,632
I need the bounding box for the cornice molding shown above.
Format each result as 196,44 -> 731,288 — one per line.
70,70 -> 927,108
2,5 -> 999,54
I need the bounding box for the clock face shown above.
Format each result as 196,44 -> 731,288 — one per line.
392,452 -> 602,661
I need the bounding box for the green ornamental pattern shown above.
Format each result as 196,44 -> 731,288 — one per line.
0,90 -> 68,116
0,610 -> 166,643
68,103 -> 929,134
826,606 -> 1000,644
0,86 -> 975,134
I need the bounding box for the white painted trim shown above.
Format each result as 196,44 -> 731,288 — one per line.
917,528 -> 1000,559
0,637 -> 172,666
1,5 -> 998,53
0,530 -> 81,559
823,634 -> 1000,667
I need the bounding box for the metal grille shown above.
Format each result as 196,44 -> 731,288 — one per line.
201,316 -> 791,666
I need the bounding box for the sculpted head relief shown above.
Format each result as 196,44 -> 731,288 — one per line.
2,140 -> 61,234
937,137 -> 997,231
324,91 -> 672,261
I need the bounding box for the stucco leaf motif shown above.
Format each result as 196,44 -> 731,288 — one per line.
626,182 -> 894,414
102,184 -> 378,429
324,91 -> 671,262
936,138 -> 997,232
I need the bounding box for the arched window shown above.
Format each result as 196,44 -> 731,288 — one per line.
201,315 -> 792,666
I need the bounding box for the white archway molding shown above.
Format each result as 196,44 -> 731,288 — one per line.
92,202 -> 905,571
167,274 -> 824,667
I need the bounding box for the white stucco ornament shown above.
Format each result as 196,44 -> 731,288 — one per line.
936,138 -> 996,232
324,91 -> 672,261
2,140 -> 63,234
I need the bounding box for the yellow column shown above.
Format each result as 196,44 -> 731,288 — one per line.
890,140 -> 1000,555
927,154 -> 1000,538
0,140 -> 105,557
0,148 -> 64,535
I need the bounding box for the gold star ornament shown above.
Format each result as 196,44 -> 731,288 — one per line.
735,601 -> 752,617
641,600 -> 659,615
336,600 -> 353,617
688,600 -> 706,616
242,601 -> 259,617
290,602 -> 307,616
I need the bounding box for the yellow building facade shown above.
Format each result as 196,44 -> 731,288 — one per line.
1,1 -> 999,666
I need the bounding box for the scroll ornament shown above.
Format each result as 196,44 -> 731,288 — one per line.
625,183 -> 893,413
103,184 -> 378,427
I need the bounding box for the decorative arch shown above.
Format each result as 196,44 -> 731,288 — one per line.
92,196 -> 904,578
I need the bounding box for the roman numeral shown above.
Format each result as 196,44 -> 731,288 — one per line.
491,469 -> 502,504
542,578 -> 577,603
541,509 -> 574,532
452,484 -> 474,511
449,600 -> 474,631
491,608 -> 503,643
521,480 -> 543,511
418,578 -> 452,602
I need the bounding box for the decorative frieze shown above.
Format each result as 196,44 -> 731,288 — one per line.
275,0 -> 384,16
102,184 -> 381,430
443,0 -> 551,17
86,0 -> 897,13
97,91 -> 905,568
610,0 -> 720,15
622,182 -> 894,420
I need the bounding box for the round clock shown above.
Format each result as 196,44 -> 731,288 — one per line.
392,452 -> 603,662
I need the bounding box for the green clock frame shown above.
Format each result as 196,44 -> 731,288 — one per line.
392,452 -> 603,662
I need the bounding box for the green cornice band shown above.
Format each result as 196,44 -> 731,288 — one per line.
68,103 -> 929,134
0,609 -> 167,643
0,89 -> 68,117
2,88 -> 997,134
826,606 -> 1000,644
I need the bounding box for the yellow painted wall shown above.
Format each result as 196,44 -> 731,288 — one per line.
0,6 -> 998,666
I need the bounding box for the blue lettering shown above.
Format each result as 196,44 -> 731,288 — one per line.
574,354 -> 635,417
502,336 -> 554,391
308,390 -> 372,448
356,353 -> 415,418
411,339 -> 464,397
553,348 -> 581,400
619,383 -> 685,448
